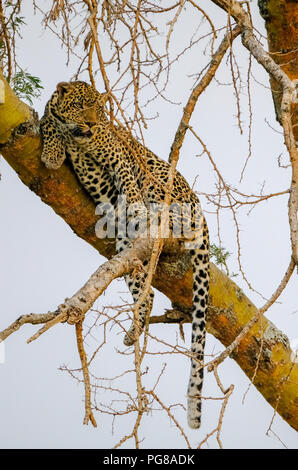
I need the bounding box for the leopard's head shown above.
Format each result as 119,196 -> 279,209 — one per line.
41,81 -> 109,170
51,80 -> 108,140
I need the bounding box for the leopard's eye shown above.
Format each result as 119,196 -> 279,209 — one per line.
72,101 -> 83,109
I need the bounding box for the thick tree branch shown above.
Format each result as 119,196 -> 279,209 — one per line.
258,0 -> 298,140
258,0 -> 298,273
0,71 -> 297,431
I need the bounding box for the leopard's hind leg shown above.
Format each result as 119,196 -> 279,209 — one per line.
123,270 -> 154,346
116,238 -> 154,346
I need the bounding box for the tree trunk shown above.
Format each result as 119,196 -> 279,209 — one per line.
258,0 -> 298,139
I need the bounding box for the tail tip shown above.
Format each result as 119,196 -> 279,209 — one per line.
188,415 -> 201,429
187,397 -> 202,429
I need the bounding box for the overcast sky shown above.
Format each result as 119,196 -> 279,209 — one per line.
0,1 -> 297,449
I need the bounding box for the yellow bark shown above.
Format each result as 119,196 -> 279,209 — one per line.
0,70 -> 297,431
0,74 -> 31,144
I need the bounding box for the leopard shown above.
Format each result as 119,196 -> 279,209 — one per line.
40,81 -> 210,429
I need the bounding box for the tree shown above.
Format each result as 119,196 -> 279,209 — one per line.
0,0 -> 297,448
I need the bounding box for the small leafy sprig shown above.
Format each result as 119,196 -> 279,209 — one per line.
210,243 -> 238,277
10,70 -> 43,104
210,243 -> 231,265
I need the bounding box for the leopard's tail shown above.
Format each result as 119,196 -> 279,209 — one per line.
187,233 -> 209,429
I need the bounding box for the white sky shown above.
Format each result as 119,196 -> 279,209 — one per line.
0,0 -> 297,449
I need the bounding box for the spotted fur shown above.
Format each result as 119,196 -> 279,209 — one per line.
40,81 -> 210,429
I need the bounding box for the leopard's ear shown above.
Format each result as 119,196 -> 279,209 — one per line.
56,82 -> 72,97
